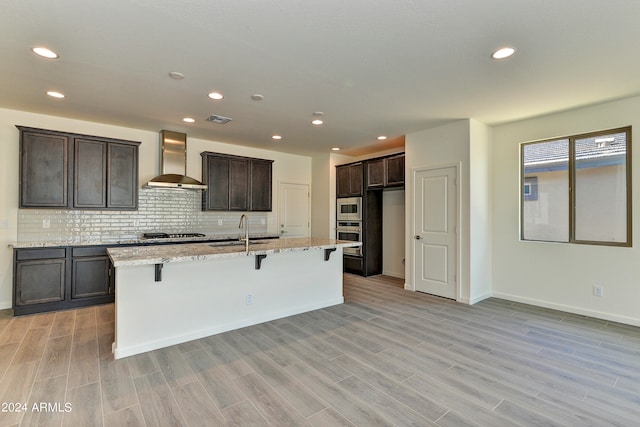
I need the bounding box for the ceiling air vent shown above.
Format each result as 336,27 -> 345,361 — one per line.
206,114 -> 232,124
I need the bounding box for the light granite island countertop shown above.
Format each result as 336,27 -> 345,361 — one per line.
108,237 -> 361,359
107,237 -> 359,267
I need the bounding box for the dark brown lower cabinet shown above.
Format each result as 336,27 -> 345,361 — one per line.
13,246 -> 114,316
71,247 -> 112,299
343,254 -> 364,275
15,249 -> 66,306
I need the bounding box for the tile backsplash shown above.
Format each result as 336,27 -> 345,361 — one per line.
17,188 -> 269,243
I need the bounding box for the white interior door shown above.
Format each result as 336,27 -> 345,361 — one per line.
279,182 -> 310,238
413,166 -> 457,299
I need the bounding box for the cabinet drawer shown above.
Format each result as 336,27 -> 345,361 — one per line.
16,248 -> 66,261
72,246 -> 108,257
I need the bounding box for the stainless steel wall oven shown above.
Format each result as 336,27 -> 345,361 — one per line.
336,221 -> 362,256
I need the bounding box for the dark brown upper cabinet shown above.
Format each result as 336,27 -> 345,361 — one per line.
74,137 -> 107,208
201,152 -> 273,211
19,129 -> 69,208
384,153 -> 405,187
249,159 -> 273,211
365,153 -> 405,189
366,158 -> 385,188
18,126 -> 140,210
336,162 -> 363,197
107,143 -> 139,209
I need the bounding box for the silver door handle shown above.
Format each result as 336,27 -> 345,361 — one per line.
414,235 -> 421,240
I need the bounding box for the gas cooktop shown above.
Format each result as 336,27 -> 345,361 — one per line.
142,232 -> 206,239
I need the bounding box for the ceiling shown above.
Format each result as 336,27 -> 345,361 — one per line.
2,0 -> 640,156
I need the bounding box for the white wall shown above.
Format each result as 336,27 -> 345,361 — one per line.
492,95 -> 640,326
405,119 -> 492,303
405,120 -> 471,300
0,108 -> 311,309
469,119 -> 493,303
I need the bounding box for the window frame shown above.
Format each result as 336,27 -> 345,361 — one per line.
520,126 -> 632,247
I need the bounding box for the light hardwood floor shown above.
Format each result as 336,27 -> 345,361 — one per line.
1,274 -> 639,426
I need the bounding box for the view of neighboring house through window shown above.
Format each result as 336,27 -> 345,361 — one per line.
521,127 -> 631,246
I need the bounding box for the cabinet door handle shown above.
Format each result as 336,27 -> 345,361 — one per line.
414,235 -> 421,240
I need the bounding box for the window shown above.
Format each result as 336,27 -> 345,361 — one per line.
521,127 -> 631,246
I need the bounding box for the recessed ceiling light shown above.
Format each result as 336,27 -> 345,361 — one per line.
251,94 -> 264,101
272,135 -> 282,140
491,47 -> 516,60
169,71 -> 185,80
182,117 -> 195,123
32,47 -> 59,59
311,119 -> 323,125
331,147 -> 341,151
377,136 -> 387,140
208,92 -> 224,100
46,91 -> 65,99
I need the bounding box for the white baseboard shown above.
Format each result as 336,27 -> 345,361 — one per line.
492,292 -> 640,327
459,292 -> 492,305
0,300 -> 12,310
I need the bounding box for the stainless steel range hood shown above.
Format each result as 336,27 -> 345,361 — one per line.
145,130 -> 207,190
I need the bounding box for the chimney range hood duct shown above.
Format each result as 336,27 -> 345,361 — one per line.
145,130 -> 207,190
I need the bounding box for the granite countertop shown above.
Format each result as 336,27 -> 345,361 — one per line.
8,233 -> 280,249
108,237 -> 362,267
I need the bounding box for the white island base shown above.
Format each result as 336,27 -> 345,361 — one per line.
113,245 -> 344,359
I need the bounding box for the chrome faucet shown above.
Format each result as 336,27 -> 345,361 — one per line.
238,214 -> 249,254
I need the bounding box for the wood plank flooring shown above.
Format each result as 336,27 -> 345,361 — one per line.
1,273 -> 639,426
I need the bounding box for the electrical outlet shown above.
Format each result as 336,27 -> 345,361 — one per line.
42,219 -> 50,229
261,219 -> 266,225
593,285 -> 603,297
246,293 -> 253,305
218,219 -> 223,226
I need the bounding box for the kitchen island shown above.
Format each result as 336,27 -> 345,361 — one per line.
108,237 -> 360,359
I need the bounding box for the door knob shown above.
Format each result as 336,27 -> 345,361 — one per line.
414,235 -> 421,240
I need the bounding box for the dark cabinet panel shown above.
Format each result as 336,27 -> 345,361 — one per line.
204,155 -> 230,210
336,163 -> 363,197
108,143 -> 138,209
72,257 -> 110,299
349,163 -> 363,196
385,154 -> 405,187
250,160 -> 273,211
343,254 -> 364,275
19,129 -> 69,208
367,158 -> 385,188
336,165 -> 351,197
17,126 -> 140,210
229,158 -> 249,211
74,138 -> 107,208
15,258 -> 66,306
201,152 -> 273,211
